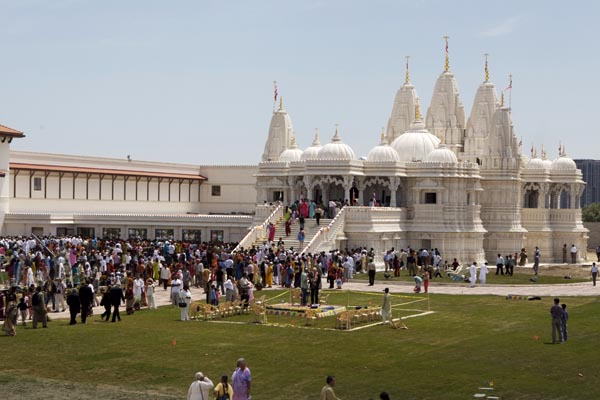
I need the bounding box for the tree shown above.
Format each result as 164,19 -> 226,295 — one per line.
582,203 -> 600,222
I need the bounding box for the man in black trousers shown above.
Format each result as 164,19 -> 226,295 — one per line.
79,279 -> 93,324
66,288 -> 80,325
109,281 -> 125,322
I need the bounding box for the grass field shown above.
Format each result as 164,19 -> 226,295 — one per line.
2,289 -> 599,400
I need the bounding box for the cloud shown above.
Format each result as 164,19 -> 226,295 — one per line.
482,16 -> 521,37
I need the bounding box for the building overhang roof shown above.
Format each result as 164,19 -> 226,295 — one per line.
9,163 -> 207,181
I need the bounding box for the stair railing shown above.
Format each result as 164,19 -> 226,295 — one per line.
233,203 -> 284,253
301,206 -> 346,255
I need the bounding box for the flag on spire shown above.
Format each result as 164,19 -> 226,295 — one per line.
273,81 -> 278,102
505,75 -> 513,91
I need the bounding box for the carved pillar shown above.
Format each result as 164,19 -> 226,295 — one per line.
322,180 -> 329,205
356,177 -> 366,206
388,177 -> 401,207
287,176 -> 296,203
342,176 -> 354,204
570,184 -> 578,209
539,183 -> 549,209
303,176 -> 313,201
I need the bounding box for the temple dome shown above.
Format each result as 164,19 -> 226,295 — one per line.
542,159 -> 553,170
278,135 -> 303,162
390,119 -> 440,162
526,157 -> 544,169
301,129 -> 322,160
317,127 -> 356,160
425,146 -> 458,163
367,134 -> 401,162
551,155 -> 577,171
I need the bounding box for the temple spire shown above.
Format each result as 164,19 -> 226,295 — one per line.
500,91 -> 505,107
332,124 -> 341,142
279,97 -> 283,110
484,53 -> 489,82
405,55 -> 410,84
312,128 -> 320,145
443,35 -> 450,72
415,97 -> 422,120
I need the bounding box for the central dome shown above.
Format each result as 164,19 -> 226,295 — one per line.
317,127 -> 356,160
390,120 -> 440,162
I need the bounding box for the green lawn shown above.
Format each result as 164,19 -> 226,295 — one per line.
2,290 -> 599,400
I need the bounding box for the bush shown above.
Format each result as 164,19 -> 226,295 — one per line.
582,203 -> 600,222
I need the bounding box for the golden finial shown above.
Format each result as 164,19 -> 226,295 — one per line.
380,127 -> 385,142
415,98 -> 422,120
500,91 -> 505,107
443,36 -> 450,72
279,97 -> 283,110
405,55 -> 410,84
484,53 -> 489,82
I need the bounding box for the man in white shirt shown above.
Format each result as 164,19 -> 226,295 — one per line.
224,277 -> 235,302
133,275 -> 144,308
570,244 -> 577,264
469,262 -> 477,288
496,254 -> 505,275
170,273 -> 182,306
160,264 -> 171,291
187,372 -> 214,400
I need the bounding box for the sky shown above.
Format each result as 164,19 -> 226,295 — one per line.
1,0 -> 598,165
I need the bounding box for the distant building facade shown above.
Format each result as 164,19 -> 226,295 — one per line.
575,159 -> 600,208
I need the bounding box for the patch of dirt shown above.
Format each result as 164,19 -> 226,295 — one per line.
0,372 -> 182,400
521,264 -> 592,278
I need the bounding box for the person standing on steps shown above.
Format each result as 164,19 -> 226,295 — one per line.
570,244 -> 577,264
297,229 -> 305,251
315,205 -> 323,226
591,262 -> 598,286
